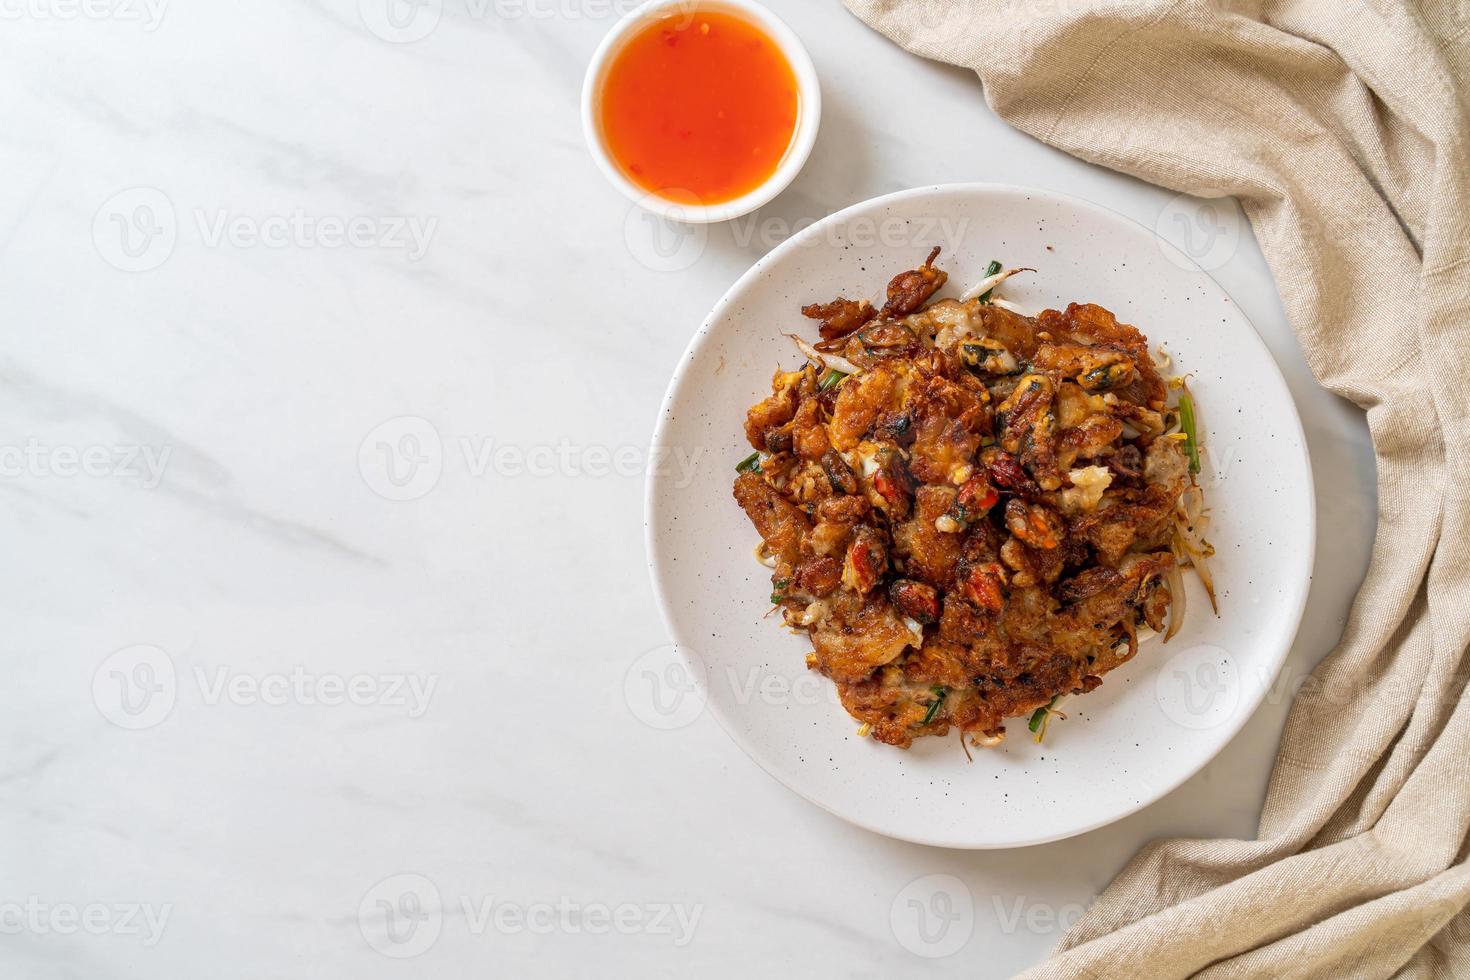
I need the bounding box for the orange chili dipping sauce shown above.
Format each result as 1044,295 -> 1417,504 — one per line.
599,8 -> 799,205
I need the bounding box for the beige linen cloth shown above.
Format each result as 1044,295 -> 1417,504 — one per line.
841,0 -> 1470,976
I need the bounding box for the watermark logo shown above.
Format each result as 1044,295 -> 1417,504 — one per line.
93,187 -> 176,272
359,874 -> 442,958
1155,643 -> 1240,730
623,644 -> 706,730
93,645 -> 177,730
1154,191 -> 1243,272
358,416 -> 444,501
891,874 -> 973,958
359,0 -> 440,42
623,193 -> 708,273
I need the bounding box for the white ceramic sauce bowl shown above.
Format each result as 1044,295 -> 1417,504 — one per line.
581,0 -> 821,224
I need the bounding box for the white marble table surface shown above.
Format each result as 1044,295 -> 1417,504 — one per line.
1,0 -> 1377,976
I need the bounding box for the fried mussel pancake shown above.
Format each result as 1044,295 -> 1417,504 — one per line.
733,252 -> 1194,748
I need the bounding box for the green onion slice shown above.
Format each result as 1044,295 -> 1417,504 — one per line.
735,451 -> 761,474
978,259 -> 1003,302
818,369 -> 848,391
922,687 -> 947,725
1028,695 -> 1059,734
1178,389 -> 1201,474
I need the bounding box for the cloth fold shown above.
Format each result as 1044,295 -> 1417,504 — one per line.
840,0 -> 1470,976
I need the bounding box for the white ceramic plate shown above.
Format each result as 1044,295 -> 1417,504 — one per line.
646,183 -> 1313,848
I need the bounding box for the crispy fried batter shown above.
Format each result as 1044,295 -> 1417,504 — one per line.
802,297 -> 877,341
892,485 -> 963,589
1037,303 -> 1168,408
881,246 -> 948,318
828,362 -> 903,451
735,254 -> 1202,748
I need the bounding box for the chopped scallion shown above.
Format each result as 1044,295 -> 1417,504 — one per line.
922,686 -> 947,725
1178,391 -> 1201,474
977,259 -> 1003,302
1028,696 -> 1058,734
818,369 -> 848,391
735,451 -> 761,474
1028,696 -> 1064,743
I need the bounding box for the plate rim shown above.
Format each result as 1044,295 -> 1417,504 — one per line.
644,181 -> 1317,848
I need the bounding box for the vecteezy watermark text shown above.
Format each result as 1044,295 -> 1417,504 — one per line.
0,439 -> 170,488
93,187 -> 437,272
0,898 -> 171,947
193,666 -> 436,717
358,874 -> 702,958
358,416 -> 705,501
0,0 -> 167,30
625,200 -> 972,273
358,0 -> 691,43
194,209 -> 436,261
93,645 -> 438,730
